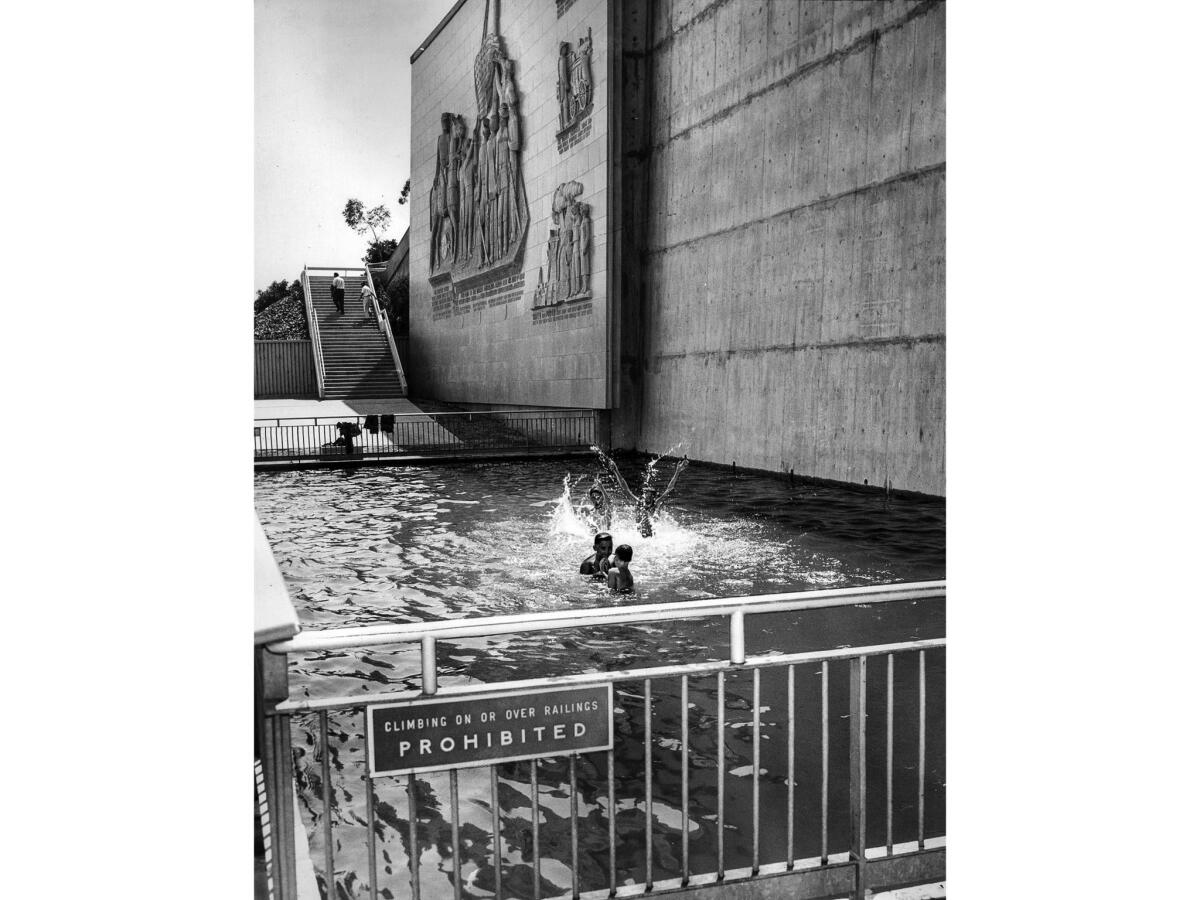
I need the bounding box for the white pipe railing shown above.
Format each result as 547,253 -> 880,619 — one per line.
260,579 -> 947,899
361,263 -> 408,395
300,266 -> 326,400
268,580 -> 946,695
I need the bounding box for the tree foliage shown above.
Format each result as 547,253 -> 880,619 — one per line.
254,279 -> 308,339
255,279 -> 303,314
397,179 -> 411,206
343,198 -> 392,243
365,238 -> 400,265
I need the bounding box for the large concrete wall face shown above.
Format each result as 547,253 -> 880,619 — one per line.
408,0 -> 612,409
631,0 -> 945,495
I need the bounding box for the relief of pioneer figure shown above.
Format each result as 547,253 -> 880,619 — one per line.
427,0 -> 528,282
556,27 -> 594,137
533,180 -> 593,308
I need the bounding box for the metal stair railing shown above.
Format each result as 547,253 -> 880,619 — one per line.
300,265 -> 326,400
361,263 -> 409,396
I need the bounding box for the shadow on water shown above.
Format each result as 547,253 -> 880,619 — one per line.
257,456 -> 944,899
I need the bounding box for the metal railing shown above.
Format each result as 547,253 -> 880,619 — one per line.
259,581 -> 946,900
253,408 -> 598,464
362,262 -> 409,396
300,266 -> 326,400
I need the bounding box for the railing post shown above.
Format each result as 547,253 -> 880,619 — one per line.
300,267 -> 325,400
363,265 -> 408,396
258,647 -> 297,899
421,635 -> 438,695
848,655 -> 868,900
729,611 -> 745,665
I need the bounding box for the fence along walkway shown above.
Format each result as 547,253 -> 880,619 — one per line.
259,581 -> 946,900
254,408 -> 598,466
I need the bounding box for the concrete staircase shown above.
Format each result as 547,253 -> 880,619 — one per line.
308,273 -> 405,399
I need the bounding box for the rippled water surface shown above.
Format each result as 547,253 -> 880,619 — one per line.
255,457 -> 945,899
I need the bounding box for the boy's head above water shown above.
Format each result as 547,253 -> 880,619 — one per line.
613,544 -> 633,564
593,532 -> 613,555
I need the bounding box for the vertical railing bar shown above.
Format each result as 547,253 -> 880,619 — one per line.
849,656 -> 867,900
450,770 -> 463,900
886,653 -> 894,855
491,765 -> 503,900
787,664 -> 795,870
261,714 -> 282,900
821,660 -> 829,865
320,710 -> 335,895
918,649 -> 926,850
717,671 -> 725,881
644,677 -> 653,891
607,749 -> 617,898
531,759 -> 541,900
752,667 -> 760,875
680,674 -> 690,886
569,755 -> 580,900
364,714 -> 378,900
408,772 -> 421,900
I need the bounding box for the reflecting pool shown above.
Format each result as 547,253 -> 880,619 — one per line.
255,456 -> 945,899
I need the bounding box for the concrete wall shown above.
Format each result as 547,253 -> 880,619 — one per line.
620,0 -> 945,495
408,0 -> 612,409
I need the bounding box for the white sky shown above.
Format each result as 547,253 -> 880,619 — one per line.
255,0 -> 457,289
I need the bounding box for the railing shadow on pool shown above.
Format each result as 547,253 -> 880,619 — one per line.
254,409 -> 599,469
256,581 -> 946,900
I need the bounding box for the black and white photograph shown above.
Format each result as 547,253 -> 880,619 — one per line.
253,3 -> 944,899
9,1 -> 1198,899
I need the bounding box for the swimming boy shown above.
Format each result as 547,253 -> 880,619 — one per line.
606,544 -> 634,592
579,532 -> 613,578
584,478 -> 612,531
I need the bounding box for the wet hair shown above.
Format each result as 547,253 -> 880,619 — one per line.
588,487 -> 603,499
593,532 -> 612,548
614,544 -> 633,562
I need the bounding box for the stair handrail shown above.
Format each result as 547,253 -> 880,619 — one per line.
362,263 -> 408,396
301,265 -> 326,400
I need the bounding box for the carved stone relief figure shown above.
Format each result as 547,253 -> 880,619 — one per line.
427,0 -> 529,283
496,107 -> 512,258
572,28 -> 593,112
557,43 -> 573,131
533,181 -> 593,308
574,201 -> 591,297
556,27 -> 594,138
429,112 -> 452,269
457,134 -> 477,262
446,115 -> 464,264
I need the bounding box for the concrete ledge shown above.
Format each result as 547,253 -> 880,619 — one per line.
254,448 -> 596,472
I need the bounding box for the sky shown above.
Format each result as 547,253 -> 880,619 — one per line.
255,0 -> 457,290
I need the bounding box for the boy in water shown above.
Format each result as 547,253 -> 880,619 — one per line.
584,477 -> 612,531
606,544 -> 634,592
579,532 -> 613,578
602,455 -> 690,537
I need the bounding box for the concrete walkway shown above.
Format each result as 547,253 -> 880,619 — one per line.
254,396 -> 426,421
254,396 -> 463,456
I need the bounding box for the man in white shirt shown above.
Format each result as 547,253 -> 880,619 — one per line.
331,273 -> 346,314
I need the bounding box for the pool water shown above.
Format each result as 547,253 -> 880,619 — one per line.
255,456 -> 945,899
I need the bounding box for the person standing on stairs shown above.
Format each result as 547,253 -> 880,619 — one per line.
360,281 -> 379,327
331,272 -> 346,315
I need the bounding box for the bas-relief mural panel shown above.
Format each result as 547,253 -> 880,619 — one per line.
411,0 -> 610,408
427,12 -> 529,287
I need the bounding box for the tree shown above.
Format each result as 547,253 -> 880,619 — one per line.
254,278 -> 303,314
343,198 -> 392,244
365,238 -> 400,265
397,179 -> 411,207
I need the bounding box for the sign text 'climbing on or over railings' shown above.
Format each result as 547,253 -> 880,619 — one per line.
367,685 -> 613,777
